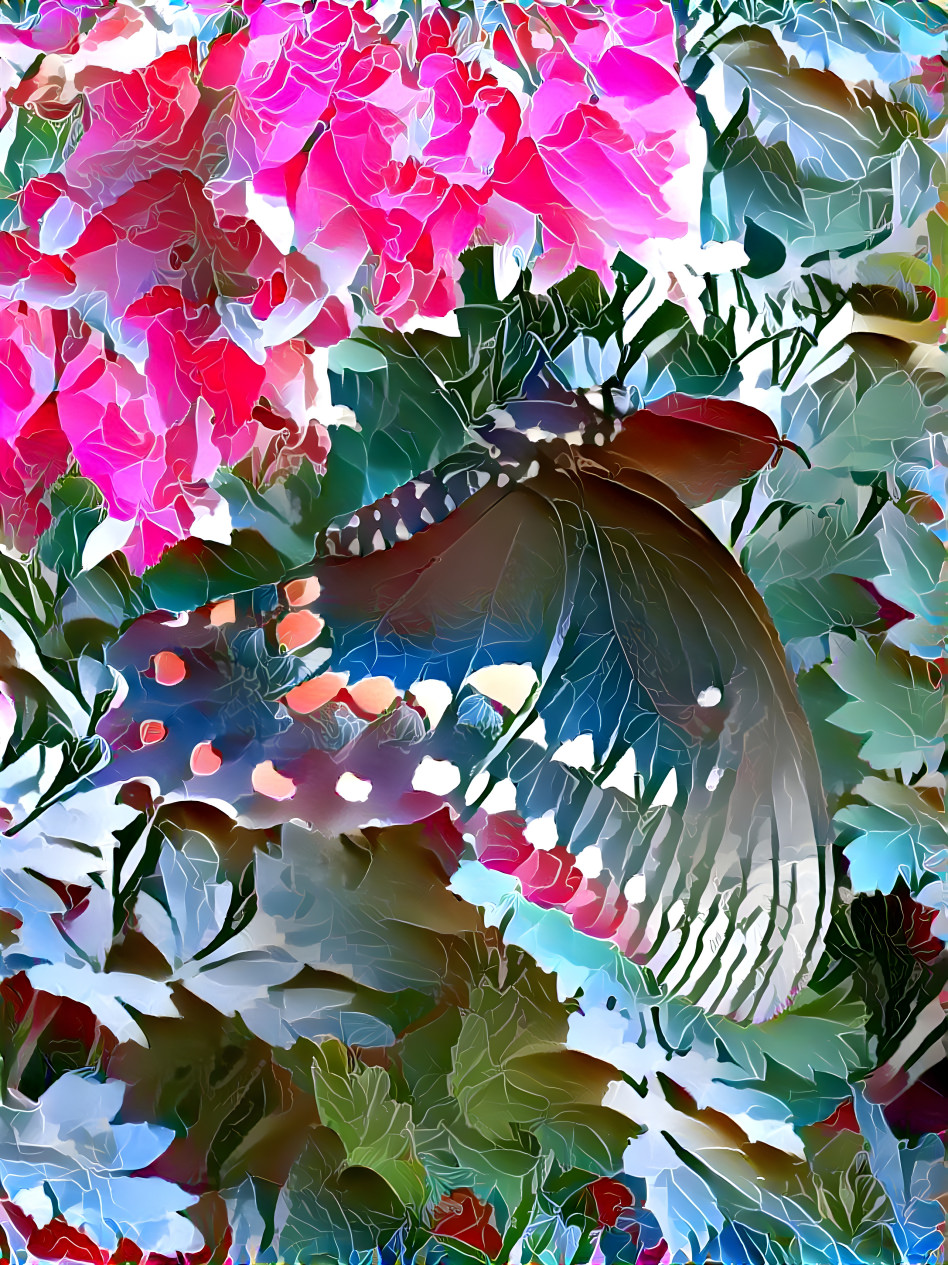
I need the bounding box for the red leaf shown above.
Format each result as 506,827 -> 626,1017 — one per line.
603,394 -> 784,506
2,1206 -> 108,1265
815,1100 -> 861,1134
476,813 -> 534,874
516,845 -> 583,908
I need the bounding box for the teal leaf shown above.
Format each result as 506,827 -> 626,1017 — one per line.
826,634 -> 945,778
837,776 -> 948,895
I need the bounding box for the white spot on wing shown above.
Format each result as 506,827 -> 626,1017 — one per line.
482,777 -> 517,814
524,813 -> 558,850
706,766 -> 723,792
651,768 -> 678,809
624,874 -> 646,904
602,748 -> 638,798
335,772 -> 372,803
520,717 -> 548,748
410,679 -> 452,729
412,757 -> 461,795
575,845 -> 603,878
465,771 -> 490,804
466,663 -> 538,713
552,733 -> 595,771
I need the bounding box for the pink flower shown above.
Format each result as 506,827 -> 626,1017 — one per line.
0,0 -> 83,55
52,289 -> 272,567
0,396 -> 72,548
0,291 -> 333,569
474,811 -> 628,938
0,304 -> 86,546
123,288 -> 266,468
0,302 -> 58,442
59,169 -> 274,320
235,1 -> 364,170
223,0 -> 697,322
0,0 -> 699,565
66,45 -> 205,210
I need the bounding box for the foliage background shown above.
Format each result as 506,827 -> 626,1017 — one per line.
0,0 -> 945,1262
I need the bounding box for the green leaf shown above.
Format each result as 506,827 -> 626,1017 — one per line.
311,1039 -> 426,1208
5,733 -> 110,836
281,1126 -> 406,1260
800,1129 -> 898,1262
37,477 -> 107,579
874,504 -> 948,646
532,1106 -> 636,1177
217,465 -> 326,569
328,339 -> 391,375
4,109 -> 79,188
449,989 -> 551,1144
826,634 -> 945,778
796,665 -> 866,801
800,359 -> 935,474
143,529 -> 287,612
324,329 -> 472,529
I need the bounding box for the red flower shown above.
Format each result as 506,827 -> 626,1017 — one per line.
589,1176 -> 635,1228
475,812 -> 534,874
2,1209 -> 109,1264
516,844 -> 583,908
431,1188 -> 503,1259
67,46 -> 206,209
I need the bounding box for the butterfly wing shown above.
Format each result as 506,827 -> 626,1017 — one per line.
317,444 -> 831,1022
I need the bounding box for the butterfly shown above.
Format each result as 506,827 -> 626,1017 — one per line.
88,394 -> 829,1026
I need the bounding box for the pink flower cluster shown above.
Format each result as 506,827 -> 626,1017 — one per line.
0,0 -> 696,566
229,0 -> 695,316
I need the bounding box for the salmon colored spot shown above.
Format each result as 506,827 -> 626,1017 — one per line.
252,760 -> 296,801
285,672 -> 346,714
209,598 -> 236,626
285,576 -> 321,606
139,720 -> 167,745
153,651 -> 186,686
190,742 -> 222,776
347,676 -> 399,715
277,609 -> 325,651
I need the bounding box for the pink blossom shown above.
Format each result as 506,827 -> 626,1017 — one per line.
224,0 -> 696,321
66,45 -> 205,209
0,0 -> 84,55
235,2 -> 363,170
0,0 -> 699,564
0,294 -> 333,569
474,810 -> 628,939
0,304 -> 84,546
